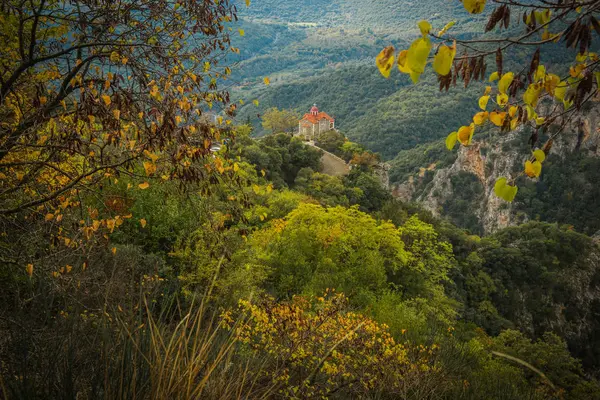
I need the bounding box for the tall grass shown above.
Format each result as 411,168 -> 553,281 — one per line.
100,258 -> 277,400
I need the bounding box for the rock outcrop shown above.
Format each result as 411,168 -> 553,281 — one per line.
391,105 -> 600,234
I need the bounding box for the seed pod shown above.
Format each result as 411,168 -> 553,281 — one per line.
473,58 -> 481,80
591,16 -> 600,35
528,48 -> 540,83
496,48 -> 503,76
503,5 -> 510,29
486,6 -> 504,32
542,138 -> 553,155
575,71 -> 593,110
480,57 -> 487,81
528,128 -> 539,148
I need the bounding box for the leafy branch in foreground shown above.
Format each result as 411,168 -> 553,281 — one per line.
0,0 -> 241,218
376,0 -> 600,202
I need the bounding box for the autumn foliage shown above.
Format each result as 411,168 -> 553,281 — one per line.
376,0 -> 600,202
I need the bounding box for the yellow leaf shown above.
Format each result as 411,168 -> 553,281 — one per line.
112,247 -> 117,255
526,105 -> 537,121
489,71 -> 499,82
508,106 -> 517,117
138,182 -> 150,190
498,72 -> 514,94
494,177 -> 518,202
544,73 -> 560,95
101,95 -> 111,106
463,0 -> 487,14
533,149 -> 546,163
489,112 -> 507,127
405,37 -> 432,82
433,41 -> 456,76
144,150 -> 159,162
106,219 -> 116,233
478,95 -> 490,110
239,29 -> 245,36
253,99 -> 259,106
473,111 -> 489,125
418,20 -> 432,36
457,124 -> 475,146
496,93 -> 509,107
140,218 -> 147,228
510,118 -> 519,130
233,163 -> 240,172
437,21 -> 456,36
524,160 -> 542,178
397,50 -> 411,73
376,46 -> 396,78
45,213 -> 54,221
539,9 -> 551,23
26,264 -> 33,277
484,86 -> 492,95
570,64 -> 585,78
446,131 -> 458,150
143,162 -> 156,176
113,109 -> 121,120
263,77 -> 270,85
534,65 -> 546,82
523,83 -> 543,107
535,117 -> 545,126
245,0 -> 251,6
65,265 -> 72,273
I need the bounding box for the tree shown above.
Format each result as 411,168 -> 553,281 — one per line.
315,129 -> 345,154
376,0 -> 600,202
261,107 -> 299,134
0,0 -> 241,290
247,204 -> 409,304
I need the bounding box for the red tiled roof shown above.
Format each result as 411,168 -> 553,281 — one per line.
300,112 -> 334,124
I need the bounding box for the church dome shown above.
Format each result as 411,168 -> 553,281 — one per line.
310,104 -> 319,115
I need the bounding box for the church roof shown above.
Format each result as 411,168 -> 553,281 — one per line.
301,111 -> 334,124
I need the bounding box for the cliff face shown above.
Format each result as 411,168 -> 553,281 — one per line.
391,106 -> 600,235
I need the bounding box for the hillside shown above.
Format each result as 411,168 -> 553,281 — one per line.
391,106 -> 600,235
229,0 -> 579,159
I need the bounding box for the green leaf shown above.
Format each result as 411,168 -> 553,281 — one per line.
433,41 -> 456,76
533,149 -> 546,163
446,132 -> 458,150
418,20 -> 432,36
494,177 -> 518,202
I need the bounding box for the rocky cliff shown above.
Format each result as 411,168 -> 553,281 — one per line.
391,104 -> 600,235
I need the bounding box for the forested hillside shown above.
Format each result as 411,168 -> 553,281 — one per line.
229,0 -> 583,166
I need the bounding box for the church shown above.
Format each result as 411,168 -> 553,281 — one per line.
298,104 -> 335,141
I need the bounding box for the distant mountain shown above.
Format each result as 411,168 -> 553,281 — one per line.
229,0 -> 575,156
